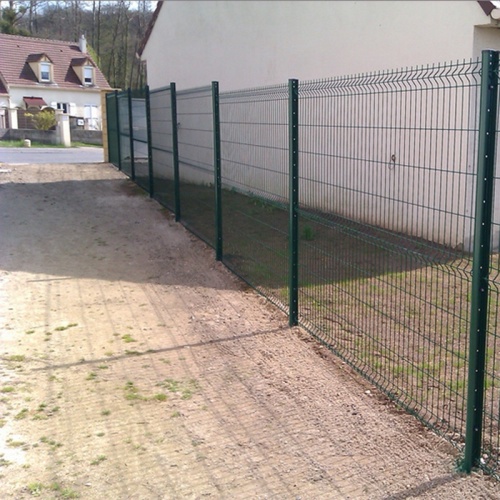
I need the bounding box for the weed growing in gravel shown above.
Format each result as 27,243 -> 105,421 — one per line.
7,439 -> 26,448
50,483 -> 80,499
7,355 -> 25,362
25,330 -> 35,335
40,436 -> 63,449
121,334 -> 137,343
97,364 -> 109,370
55,323 -> 78,331
159,378 -> 200,400
90,455 -> 107,466
123,381 -> 145,401
86,372 -> 97,381
27,482 -> 44,495
153,393 -> 167,402
14,408 -> 29,420
1,386 -> 15,393
101,409 -> 111,416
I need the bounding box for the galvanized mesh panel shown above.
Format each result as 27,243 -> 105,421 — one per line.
220,85 -> 289,308
176,86 -> 214,247
150,86 -> 174,210
106,93 -> 119,167
297,61 -> 481,445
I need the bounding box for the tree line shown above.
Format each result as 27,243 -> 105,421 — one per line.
0,1 -> 155,89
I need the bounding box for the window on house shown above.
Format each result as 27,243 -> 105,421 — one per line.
83,66 -> 93,85
40,62 -> 51,82
57,102 -> 69,114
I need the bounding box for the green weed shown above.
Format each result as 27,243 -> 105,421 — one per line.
90,455 -> 107,466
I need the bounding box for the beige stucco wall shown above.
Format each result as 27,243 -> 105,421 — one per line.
142,1 -> 500,91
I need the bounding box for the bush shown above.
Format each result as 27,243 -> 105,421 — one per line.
25,110 -> 56,131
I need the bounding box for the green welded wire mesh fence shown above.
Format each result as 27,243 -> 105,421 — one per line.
149,85 -> 175,212
219,84 -> 290,310
175,86 -> 215,247
297,60 -> 481,457
106,51 -> 500,477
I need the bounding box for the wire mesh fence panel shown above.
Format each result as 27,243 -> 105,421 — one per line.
117,92 -> 132,177
150,86 -> 174,210
176,86 -> 215,247
130,89 -> 149,192
297,61 -> 481,446
106,93 -> 119,167
220,85 -> 289,308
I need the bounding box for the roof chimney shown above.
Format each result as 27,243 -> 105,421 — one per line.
79,34 -> 87,54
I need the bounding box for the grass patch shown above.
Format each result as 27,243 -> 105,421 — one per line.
123,381 -> 145,401
54,323 -> 78,332
1,386 -> 15,393
14,408 -> 29,420
90,455 -> 107,466
121,334 -> 137,343
25,330 -> 35,335
101,409 -> 111,416
7,355 -> 25,362
27,482 -> 45,496
86,372 -> 98,381
40,436 -> 63,449
153,393 -> 167,402
158,378 -> 200,400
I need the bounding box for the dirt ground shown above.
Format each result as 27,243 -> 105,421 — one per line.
0,162 -> 499,499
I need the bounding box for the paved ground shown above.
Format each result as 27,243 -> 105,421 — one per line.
0,162 -> 498,499
0,146 -> 103,164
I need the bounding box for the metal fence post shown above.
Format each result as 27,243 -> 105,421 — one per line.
170,82 -> 181,222
127,88 -> 135,181
115,90 -> 122,171
212,81 -> 223,261
289,79 -> 299,327
145,85 -> 154,197
463,49 -> 499,473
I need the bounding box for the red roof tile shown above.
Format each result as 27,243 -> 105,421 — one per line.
0,33 -> 111,90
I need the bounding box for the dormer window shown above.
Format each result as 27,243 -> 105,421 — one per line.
83,66 -> 93,85
71,57 -> 96,86
27,53 -> 54,83
40,62 -> 51,82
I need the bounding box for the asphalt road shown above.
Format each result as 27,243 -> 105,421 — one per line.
0,146 -> 104,164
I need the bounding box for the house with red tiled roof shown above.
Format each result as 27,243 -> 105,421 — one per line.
0,33 -> 111,130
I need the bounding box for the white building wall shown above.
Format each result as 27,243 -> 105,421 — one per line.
142,1 -> 500,251
142,1 -> 498,91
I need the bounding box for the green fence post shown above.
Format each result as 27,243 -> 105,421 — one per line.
289,78 -> 299,327
170,82 -> 181,222
127,88 -> 135,181
463,49 -> 499,473
145,85 -> 154,197
212,81 -> 223,261
115,90 -> 122,171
